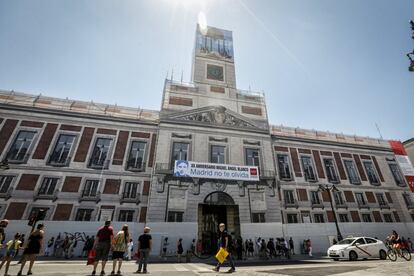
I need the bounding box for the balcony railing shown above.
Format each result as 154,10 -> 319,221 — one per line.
88,158 -> 110,170
335,202 -> 348,209
357,201 -> 370,209
0,186 -> 13,200
155,163 -> 173,174
120,193 -> 141,205
34,189 -> 59,202
6,154 -> 31,164
311,201 -> 324,209
284,201 -> 299,209
48,154 -> 71,167
126,161 -> 146,172
79,190 -> 101,203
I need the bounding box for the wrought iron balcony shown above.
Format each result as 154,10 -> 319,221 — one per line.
47,154 -> 71,167
126,161 -> 146,172
378,202 -> 390,209
6,154 -> 31,164
88,158 -> 110,170
34,189 -> 59,202
79,190 -> 101,203
335,202 -> 348,209
311,201 -> 324,209
357,201 -> 370,209
284,201 -> 299,209
120,193 -> 141,205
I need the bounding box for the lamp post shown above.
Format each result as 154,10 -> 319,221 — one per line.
408,20 -> 414,72
318,184 -> 343,242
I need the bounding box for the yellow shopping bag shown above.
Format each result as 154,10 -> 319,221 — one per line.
215,247 -> 229,264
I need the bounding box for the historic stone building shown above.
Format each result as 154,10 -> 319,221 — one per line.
0,24 -> 413,254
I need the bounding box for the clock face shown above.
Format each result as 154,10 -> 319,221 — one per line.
207,64 -> 224,81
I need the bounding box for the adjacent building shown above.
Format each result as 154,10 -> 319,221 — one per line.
0,24 -> 413,254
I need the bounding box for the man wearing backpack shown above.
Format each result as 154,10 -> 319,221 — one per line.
212,223 -> 235,273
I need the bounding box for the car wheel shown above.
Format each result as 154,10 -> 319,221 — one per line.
349,251 -> 358,261
379,250 -> 387,260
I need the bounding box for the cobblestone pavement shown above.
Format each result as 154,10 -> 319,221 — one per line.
3,257 -> 414,276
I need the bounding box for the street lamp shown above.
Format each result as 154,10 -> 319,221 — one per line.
408,20 -> 414,72
318,184 -> 343,242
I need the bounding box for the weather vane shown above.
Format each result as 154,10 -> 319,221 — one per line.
408,20 -> 414,71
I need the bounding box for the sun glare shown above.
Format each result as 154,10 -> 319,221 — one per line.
198,12 -> 208,34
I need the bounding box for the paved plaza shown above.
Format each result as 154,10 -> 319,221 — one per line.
4,258 -> 414,276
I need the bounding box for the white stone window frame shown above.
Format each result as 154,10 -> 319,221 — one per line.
125,138 -> 149,171
208,142 -> 228,164
361,213 -> 372,223
0,173 -> 18,194
342,158 -> 361,185
35,175 -> 62,196
362,160 -> 381,186
3,127 -> 41,164
46,131 -> 80,167
25,203 -> 56,220
286,212 -> 300,224
275,153 -> 294,181
321,157 -> 341,184
73,205 -> 99,221
205,62 -> 226,83
243,146 -> 262,169
86,134 -> 116,170
387,161 -> 407,187
283,189 -> 297,205
80,178 -> 102,197
309,190 -> 322,205
116,208 -> 137,222
299,154 -> 318,183
312,213 -> 325,223
121,180 -> 141,198
170,139 -> 192,168
338,213 -> 350,223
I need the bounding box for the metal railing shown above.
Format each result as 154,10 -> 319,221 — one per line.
79,190 -> 101,203
0,186 -> 13,200
34,189 -> 59,201
120,193 -> 141,205
47,154 -> 72,167
126,161 -> 146,172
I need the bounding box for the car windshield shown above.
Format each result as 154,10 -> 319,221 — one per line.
337,238 -> 355,245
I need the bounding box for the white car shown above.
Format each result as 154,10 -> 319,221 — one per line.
327,237 -> 388,261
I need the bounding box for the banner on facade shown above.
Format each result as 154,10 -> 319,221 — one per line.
389,140 -> 414,192
174,160 -> 259,181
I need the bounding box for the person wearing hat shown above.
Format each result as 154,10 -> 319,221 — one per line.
136,226 -> 152,274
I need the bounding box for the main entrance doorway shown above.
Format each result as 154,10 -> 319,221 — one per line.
198,192 -> 240,254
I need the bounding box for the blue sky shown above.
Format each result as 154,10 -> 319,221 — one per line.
0,0 -> 413,141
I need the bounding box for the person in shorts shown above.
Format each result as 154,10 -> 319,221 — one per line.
0,233 -> 22,276
111,224 -> 130,276
92,221 -> 114,276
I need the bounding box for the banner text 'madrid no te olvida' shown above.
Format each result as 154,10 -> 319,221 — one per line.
173,160 -> 259,182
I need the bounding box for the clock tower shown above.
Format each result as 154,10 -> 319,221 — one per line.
191,25 -> 237,89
